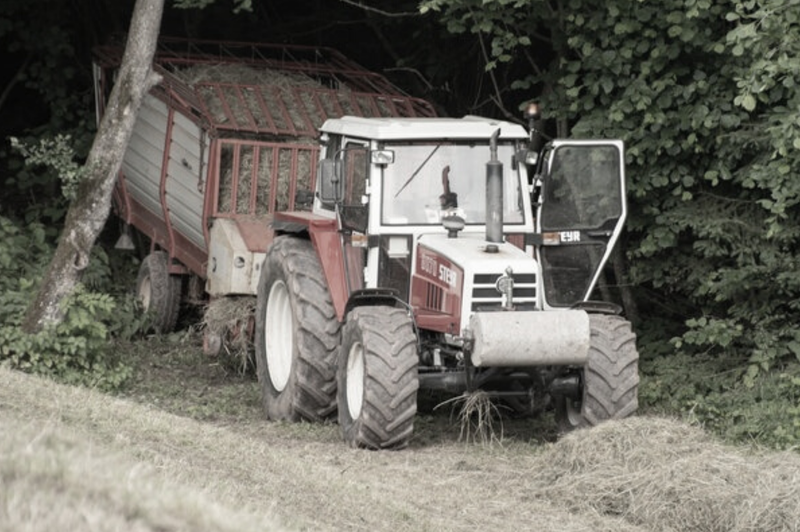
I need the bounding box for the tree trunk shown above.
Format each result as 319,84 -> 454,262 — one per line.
21,0 -> 165,333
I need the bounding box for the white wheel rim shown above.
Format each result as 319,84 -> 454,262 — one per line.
265,280 -> 292,392
138,276 -> 151,310
346,342 -> 365,419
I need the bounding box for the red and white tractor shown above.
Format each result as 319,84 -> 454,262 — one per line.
255,109 -> 639,449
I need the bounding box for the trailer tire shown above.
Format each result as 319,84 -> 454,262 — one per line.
555,314 -> 639,433
136,251 -> 182,333
337,306 -> 419,449
255,237 -> 340,422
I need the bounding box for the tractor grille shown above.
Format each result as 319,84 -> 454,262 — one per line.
425,282 -> 443,310
471,272 -> 537,311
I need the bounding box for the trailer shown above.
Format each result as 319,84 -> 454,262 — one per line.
92,37 -> 436,337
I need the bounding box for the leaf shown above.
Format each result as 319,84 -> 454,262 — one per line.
789,341 -> 800,361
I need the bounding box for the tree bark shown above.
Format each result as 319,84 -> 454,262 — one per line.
21,0 -> 165,333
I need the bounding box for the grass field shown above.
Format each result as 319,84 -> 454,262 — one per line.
2,332 -> 800,532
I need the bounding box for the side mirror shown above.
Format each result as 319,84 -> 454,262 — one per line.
318,159 -> 343,203
525,149 -> 539,166
515,149 -> 538,168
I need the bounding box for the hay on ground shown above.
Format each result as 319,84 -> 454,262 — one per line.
435,390 -> 505,447
531,416 -> 800,532
202,296 -> 256,374
0,419 -> 285,532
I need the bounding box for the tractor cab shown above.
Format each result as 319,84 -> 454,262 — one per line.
314,116 -> 627,316
314,116 -> 535,310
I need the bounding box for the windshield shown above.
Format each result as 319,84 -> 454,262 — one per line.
382,142 -> 525,225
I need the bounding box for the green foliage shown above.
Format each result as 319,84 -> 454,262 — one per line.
2,134 -> 72,225
641,352 -> 800,450
420,0 -> 534,63
0,216 -> 144,390
552,0 -> 799,378
565,0 -> 799,443
9,134 -> 86,200
1,0 -> 96,222
0,1 -> 95,132
0,288 -> 133,390
418,0 -> 553,115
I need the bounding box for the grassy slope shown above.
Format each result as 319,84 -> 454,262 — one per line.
2,334 -> 800,532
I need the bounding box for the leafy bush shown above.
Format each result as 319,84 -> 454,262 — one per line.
640,350 -> 800,450
0,216 -> 143,390
9,134 -> 85,200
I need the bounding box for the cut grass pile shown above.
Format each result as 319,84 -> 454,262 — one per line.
533,416 -> 800,531
202,295 -> 256,374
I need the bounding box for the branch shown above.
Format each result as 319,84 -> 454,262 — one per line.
336,0 -> 420,17
473,20 -> 517,120
384,67 -> 434,91
0,54 -> 33,115
521,47 -> 543,78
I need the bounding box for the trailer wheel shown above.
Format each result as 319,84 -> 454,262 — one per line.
136,251 -> 182,333
555,314 -> 639,433
255,237 -> 340,422
337,306 -> 419,449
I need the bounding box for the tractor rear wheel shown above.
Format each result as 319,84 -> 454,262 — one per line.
255,237 -> 340,422
555,314 -> 639,432
136,251 -> 182,333
337,306 -> 419,449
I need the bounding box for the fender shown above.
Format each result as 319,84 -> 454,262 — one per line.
273,211 -> 349,321
344,288 -> 404,315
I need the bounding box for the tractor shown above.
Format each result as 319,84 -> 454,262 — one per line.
255,106 -> 639,449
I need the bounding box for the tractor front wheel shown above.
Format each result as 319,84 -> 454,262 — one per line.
254,237 -> 340,422
337,306 -> 419,449
555,314 -> 639,432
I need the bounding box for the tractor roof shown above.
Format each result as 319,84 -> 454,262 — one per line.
319,115 -> 529,141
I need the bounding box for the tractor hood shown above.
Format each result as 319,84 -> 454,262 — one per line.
417,232 -> 534,271
411,233 -> 541,334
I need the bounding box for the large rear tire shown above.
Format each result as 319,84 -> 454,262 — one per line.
254,236 -> 340,422
337,306 -> 419,449
136,251 -> 182,333
555,314 -> 639,432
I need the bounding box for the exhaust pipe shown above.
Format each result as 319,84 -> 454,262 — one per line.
486,128 -> 503,243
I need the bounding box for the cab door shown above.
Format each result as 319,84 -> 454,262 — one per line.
535,140 -> 626,308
